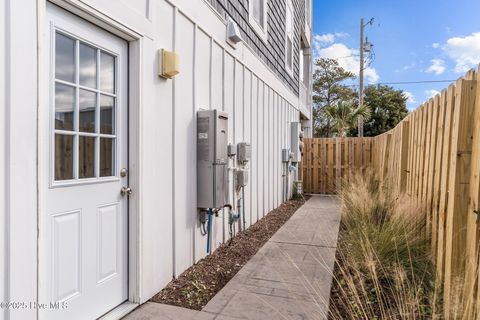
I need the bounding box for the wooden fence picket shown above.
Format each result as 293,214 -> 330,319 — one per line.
301,68 -> 480,317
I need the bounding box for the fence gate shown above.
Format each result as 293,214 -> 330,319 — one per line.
302,138 -> 373,194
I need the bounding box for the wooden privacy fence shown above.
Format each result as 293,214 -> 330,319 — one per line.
302,138 -> 373,194
302,67 -> 480,318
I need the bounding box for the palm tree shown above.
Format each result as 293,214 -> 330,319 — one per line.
325,101 -> 371,137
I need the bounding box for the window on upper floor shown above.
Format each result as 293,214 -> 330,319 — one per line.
285,0 -> 294,75
305,0 -> 312,27
249,0 -> 268,41
299,49 -> 304,84
300,46 -> 311,88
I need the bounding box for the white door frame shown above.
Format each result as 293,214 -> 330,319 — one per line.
37,0 -> 144,315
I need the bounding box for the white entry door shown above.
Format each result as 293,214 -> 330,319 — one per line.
41,4 -> 129,320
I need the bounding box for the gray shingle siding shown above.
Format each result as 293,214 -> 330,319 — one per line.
206,0 -> 305,97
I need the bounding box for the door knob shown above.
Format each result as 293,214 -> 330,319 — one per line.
121,187 -> 132,197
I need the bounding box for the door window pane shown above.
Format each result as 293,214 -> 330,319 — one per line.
53,32 -> 120,182
100,138 -> 115,177
55,33 -> 76,83
79,90 -> 96,133
100,52 -> 115,93
55,83 -> 75,131
79,43 -> 97,88
100,95 -> 115,134
79,136 -> 95,178
55,134 -> 74,180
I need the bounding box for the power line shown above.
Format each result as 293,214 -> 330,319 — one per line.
346,79 -> 456,87
335,54 -> 360,59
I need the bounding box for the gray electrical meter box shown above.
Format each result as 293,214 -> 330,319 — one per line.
237,142 -> 251,163
235,169 -> 249,187
282,148 -> 291,163
197,110 -> 229,209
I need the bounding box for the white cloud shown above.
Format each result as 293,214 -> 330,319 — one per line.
425,58 -> 446,75
425,89 -> 440,99
403,91 -> 415,104
432,43 -> 440,49
444,32 -> 480,73
396,62 -> 416,72
334,32 -> 349,39
314,41 -> 380,84
313,33 -> 336,45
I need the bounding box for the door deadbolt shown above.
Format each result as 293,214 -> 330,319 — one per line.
121,187 -> 132,197
120,168 -> 128,177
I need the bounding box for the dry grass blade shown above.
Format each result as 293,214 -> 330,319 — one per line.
329,172 -> 436,319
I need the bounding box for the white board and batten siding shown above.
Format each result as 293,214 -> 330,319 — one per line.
0,0 -> 6,311
2,1 -> 39,319
0,0 -> 307,317
133,0 -> 302,299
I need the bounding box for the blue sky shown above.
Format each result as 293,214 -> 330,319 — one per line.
312,0 -> 480,110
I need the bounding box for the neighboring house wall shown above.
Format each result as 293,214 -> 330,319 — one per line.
1,0 -> 311,318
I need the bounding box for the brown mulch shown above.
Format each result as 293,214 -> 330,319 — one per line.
150,195 -> 310,310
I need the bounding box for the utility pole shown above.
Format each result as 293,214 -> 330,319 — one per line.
358,17 -> 374,137
358,18 -> 365,137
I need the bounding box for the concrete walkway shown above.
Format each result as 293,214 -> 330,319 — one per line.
123,195 -> 341,320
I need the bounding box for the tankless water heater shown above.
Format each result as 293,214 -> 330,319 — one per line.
197,110 -> 229,209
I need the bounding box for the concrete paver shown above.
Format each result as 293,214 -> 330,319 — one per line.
122,302 -> 208,320
123,195 -> 341,320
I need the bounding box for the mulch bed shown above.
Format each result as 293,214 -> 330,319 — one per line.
150,195 -> 310,310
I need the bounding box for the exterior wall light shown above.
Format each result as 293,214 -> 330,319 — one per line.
158,49 -> 179,79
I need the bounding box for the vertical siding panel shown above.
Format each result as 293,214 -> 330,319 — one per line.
281,98 -> 286,202
259,81 -> 266,217
278,95 -> 282,206
244,69 -> 252,228
211,42 -> 224,245
0,0 -> 5,307
233,61 -> 243,231
273,93 -> 278,208
269,88 -> 274,211
263,85 -> 268,216
173,14 -> 195,274
144,0 -> 174,292
195,30 -> 210,109
234,61 -> 243,146
193,28 -> 211,262
251,75 -> 259,223
224,53 -> 235,239
211,42 -> 223,109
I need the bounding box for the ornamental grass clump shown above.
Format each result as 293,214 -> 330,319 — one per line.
329,173 -> 436,319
